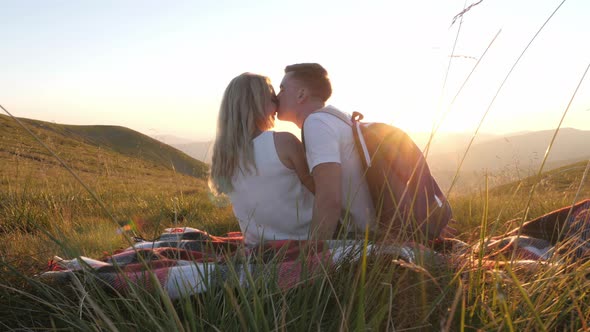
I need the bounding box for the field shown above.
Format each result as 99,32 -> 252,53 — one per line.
1,115 -> 590,331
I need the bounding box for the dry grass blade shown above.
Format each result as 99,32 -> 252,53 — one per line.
451,0 -> 484,27
71,277 -> 118,332
427,28 -> 501,159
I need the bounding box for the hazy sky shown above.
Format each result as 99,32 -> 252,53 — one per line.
1,0 -> 589,141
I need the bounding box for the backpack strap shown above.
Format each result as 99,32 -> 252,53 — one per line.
317,107 -> 353,126
350,112 -> 372,169
301,108 -> 372,169
301,109 -> 345,152
309,108 -> 372,169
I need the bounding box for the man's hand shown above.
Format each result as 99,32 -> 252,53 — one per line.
310,162 -> 341,239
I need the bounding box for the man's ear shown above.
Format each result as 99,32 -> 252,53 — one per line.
296,87 -> 308,104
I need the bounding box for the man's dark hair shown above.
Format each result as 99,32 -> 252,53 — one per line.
284,63 -> 332,102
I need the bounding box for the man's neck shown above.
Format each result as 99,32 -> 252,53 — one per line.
295,102 -> 326,128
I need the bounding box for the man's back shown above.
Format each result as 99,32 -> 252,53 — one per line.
303,106 -> 376,234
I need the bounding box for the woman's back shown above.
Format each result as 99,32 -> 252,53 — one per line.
229,131 -> 313,246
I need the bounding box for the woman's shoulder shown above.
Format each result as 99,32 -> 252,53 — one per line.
273,131 -> 302,147
273,131 -> 298,139
273,132 -> 305,170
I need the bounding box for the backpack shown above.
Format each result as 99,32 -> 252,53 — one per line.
306,109 -> 452,240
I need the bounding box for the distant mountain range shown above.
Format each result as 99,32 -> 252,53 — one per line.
424,128 -> 590,190
161,128 -> 590,191
160,132 -> 504,167
411,131 -> 500,155
426,128 -> 590,171
174,141 -> 214,164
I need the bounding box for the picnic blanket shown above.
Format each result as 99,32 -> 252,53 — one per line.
450,199 -> 590,270
40,238 -> 427,299
39,199 -> 590,300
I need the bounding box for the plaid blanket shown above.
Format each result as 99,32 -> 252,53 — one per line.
41,239 -> 427,299
451,199 -> 590,270
40,199 -> 590,299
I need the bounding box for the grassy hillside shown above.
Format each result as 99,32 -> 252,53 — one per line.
1,114 -> 589,330
0,114 -> 235,277
0,114 -> 209,179
490,160 -> 590,196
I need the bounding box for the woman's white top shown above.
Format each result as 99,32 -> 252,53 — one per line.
229,131 -> 314,246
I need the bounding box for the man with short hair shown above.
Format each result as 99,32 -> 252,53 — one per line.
276,63 -> 375,239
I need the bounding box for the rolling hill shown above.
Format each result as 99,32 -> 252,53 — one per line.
0,114 -> 209,180
427,128 -> 590,173
490,159 -> 590,197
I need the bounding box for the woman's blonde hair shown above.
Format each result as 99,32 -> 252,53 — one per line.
209,73 -> 276,194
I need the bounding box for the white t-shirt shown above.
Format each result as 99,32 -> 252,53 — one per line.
303,105 -> 376,233
229,131 -> 314,246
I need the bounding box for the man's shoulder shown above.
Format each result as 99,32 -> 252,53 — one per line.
306,106 -> 350,127
305,114 -> 343,137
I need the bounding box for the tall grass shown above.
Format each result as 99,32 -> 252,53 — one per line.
1,133 -> 589,330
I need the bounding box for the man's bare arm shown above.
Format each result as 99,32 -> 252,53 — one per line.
310,162 -> 341,239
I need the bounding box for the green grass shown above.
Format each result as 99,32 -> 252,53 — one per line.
0,119 -> 234,288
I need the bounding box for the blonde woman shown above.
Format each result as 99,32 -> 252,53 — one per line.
210,73 -> 314,247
